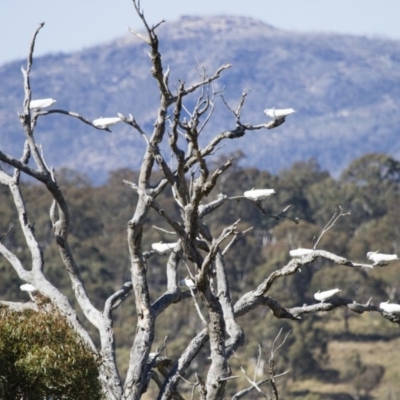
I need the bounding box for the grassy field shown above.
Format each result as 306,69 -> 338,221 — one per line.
289,311 -> 400,399
138,310 -> 400,399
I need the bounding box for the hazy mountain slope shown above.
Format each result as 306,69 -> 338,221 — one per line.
1,15 -> 400,182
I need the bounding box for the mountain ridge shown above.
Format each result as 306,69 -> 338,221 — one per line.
1,15 -> 400,183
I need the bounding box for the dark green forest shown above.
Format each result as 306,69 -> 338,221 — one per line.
1,152 -> 400,399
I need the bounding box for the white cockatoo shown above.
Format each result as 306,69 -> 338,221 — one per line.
29,98 -> 57,109
289,248 -> 314,257
379,301 -> 400,314
148,353 -> 157,361
151,242 -> 178,254
264,108 -> 295,120
314,288 -> 341,302
243,188 -> 275,200
92,117 -> 122,129
20,283 -> 38,301
20,283 -> 37,292
180,277 -> 196,289
367,251 -> 398,266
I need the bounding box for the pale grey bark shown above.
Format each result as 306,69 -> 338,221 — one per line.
0,301 -> 39,312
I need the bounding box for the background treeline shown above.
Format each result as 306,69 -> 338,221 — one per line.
1,152 -> 400,399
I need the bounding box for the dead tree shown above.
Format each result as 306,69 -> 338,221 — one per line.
0,2 -> 399,399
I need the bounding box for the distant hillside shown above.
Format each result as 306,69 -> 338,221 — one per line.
1,15 -> 400,183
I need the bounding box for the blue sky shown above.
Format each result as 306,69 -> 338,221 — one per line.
2,1 -> 400,65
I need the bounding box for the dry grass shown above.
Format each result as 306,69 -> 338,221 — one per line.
288,336 -> 400,399
121,311 -> 400,399
328,338 -> 400,398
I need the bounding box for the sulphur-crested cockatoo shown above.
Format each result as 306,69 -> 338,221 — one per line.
367,251 -> 398,266
29,98 -> 57,109
20,283 -> 37,292
379,301 -> 400,314
244,188 -> 275,200
289,248 -> 313,257
314,288 -> 341,302
151,242 -> 178,254
180,277 -> 196,289
264,108 -> 295,120
93,117 -> 122,129
20,283 -> 38,301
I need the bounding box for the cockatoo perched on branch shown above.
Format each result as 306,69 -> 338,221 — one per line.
379,301 -> 400,314
20,283 -> 37,292
289,248 -> 313,257
151,242 -> 178,254
264,108 -> 295,120
29,98 -> 57,109
180,277 -> 196,289
243,188 -> 275,200
367,251 -> 398,266
20,283 -> 38,301
314,288 -> 341,302
264,108 -> 295,128
93,117 -> 122,129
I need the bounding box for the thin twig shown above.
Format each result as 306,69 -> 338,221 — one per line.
118,112 -> 150,144
269,329 -> 291,400
233,353 -> 269,399
32,109 -> 112,132
222,227 -> 253,256
22,22 -> 45,112
313,206 -> 351,249
183,261 -> 207,326
153,225 -> 177,235
0,223 -> 15,241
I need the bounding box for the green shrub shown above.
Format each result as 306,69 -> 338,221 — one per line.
0,306 -> 102,399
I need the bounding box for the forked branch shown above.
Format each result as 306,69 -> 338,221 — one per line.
314,206 -> 351,249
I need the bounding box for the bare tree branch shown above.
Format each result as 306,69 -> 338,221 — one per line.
32,109 -> 112,131
177,64 -> 231,99
231,378 -> 270,400
0,301 -> 39,312
104,282 -> 133,316
313,206 -> 351,249
268,329 -> 291,400
233,353 -> 268,399
118,112 -> 150,144
22,22 -> 44,113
